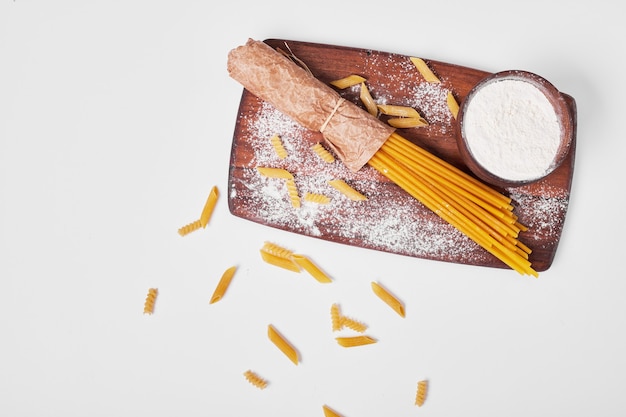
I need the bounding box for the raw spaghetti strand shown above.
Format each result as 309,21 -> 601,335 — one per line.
384,133 -> 513,210
381,142 -> 521,237
368,149 -> 536,276
369,152 -> 534,275
383,138 -> 517,224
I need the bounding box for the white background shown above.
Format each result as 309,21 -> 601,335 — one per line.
1,1 -> 624,416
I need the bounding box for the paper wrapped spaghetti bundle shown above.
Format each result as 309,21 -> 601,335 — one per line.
227,39 -> 537,276
227,39 -> 394,172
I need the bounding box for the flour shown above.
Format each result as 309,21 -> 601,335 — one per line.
231,100 -> 488,264
462,78 -> 561,181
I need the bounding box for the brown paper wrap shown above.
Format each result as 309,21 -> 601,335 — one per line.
227,39 -> 395,172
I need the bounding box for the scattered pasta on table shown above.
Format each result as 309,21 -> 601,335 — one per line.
244,370 -> 269,390
335,335 -> 377,348
178,185 -> 219,236
260,241 -> 332,283
322,405 -> 344,417
371,281 -> 406,317
209,265 -> 238,304
143,288 -> 158,315
415,380 -> 428,407
268,324 -> 299,365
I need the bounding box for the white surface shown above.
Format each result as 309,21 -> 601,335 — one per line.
1,1 -> 624,416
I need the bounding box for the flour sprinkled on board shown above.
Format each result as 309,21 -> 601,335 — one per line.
508,184 -> 569,244
363,53 -> 455,130
231,101 -> 488,263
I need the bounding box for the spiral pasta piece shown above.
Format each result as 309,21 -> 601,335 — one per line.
261,241 -> 295,259
311,142 -> 336,163
260,241 -> 300,272
303,192 -> 331,205
285,178 -> 301,208
330,303 -> 368,332
270,134 -> 288,159
143,288 -> 158,315
330,303 -> 342,331
243,370 -> 268,390
178,219 -> 202,236
340,316 -> 368,333
415,380 -> 428,407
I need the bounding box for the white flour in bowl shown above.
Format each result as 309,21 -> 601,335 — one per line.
462,78 -> 561,182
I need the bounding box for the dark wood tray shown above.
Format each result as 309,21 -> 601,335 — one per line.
227,39 -> 576,272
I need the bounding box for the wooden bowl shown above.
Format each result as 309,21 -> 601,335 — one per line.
456,70 -> 574,188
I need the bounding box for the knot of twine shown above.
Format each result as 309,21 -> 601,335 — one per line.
319,98 -> 345,133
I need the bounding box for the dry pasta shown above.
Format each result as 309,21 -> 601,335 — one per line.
257,167 -> 300,207
285,178 -> 301,208
260,250 -> 301,272
303,192 -> 331,205
447,91 -> 459,119
143,288 -> 158,315
330,303 -> 368,332
359,82 -> 378,116
377,104 -> 422,118
386,116 -> 428,128
178,186 -> 219,236
256,166 -> 294,179
311,142 -> 336,163
410,57 -> 441,83
340,316 -> 368,333
322,405 -> 344,417
371,281 -> 405,317
200,186 -> 219,228
261,241 -> 296,259
335,335 -> 377,347
291,254 -> 332,283
268,324 -> 299,365
330,74 -> 366,89
368,132 -> 538,276
415,380 -> 428,406
178,219 -> 202,236
259,242 -> 301,272
243,370 -> 268,390
327,179 -> 367,201
209,265 -> 237,304
270,134 -> 288,159
330,303 -> 342,331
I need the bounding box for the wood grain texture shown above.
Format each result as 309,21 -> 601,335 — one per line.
227,39 -> 576,272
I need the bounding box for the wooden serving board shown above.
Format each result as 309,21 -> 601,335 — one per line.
227,39 -> 576,272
